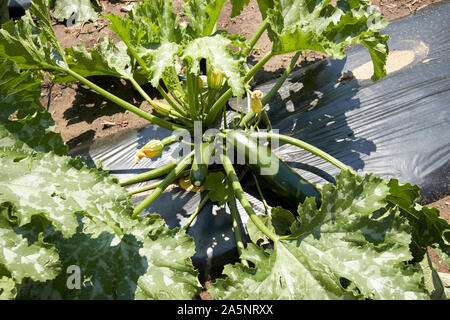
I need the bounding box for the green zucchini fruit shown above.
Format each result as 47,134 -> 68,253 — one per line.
226,130 -> 321,204
190,141 -> 212,187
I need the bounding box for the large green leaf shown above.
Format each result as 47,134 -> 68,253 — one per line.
53,0 -> 101,24
0,0 -> 66,71
419,251 -> 448,300
0,59 -> 42,121
182,34 -> 246,97
106,0 -> 180,49
0,146 -> 200,299
386,179 -> 450,263
0,276 -> 18,300
56,39 -> 134,83
210,171 -> 429,300
183,0 -> 227,37
203,172 -> 234,205
0,208 -> 61,287
0,59 -> 67,156
142,42 -> 180,88
230,0 -> 251,18
255,0 -> 275,17
0,15 -> 63,70
265,0 -> 389,81
105,0 -> 182,87
0,61 -> 200,299
105,13 -> 159,53
130,0 -> 180,43
0,130 -> 201,298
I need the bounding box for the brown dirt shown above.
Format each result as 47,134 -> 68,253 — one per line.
35,0 -> 448,299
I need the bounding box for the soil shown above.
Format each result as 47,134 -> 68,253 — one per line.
33,0 -> 448,299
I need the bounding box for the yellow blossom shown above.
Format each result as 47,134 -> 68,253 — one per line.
134,140 -> 164,164
251,90 -> 263,114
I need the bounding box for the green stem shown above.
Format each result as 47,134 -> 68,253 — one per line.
128,76 -> 188,118
261,110 -> 272,131
245,52 -> 274,83
204,88 -> 232,126
204,52 -> 274,126
221,152 -> 278,242
243,19 -> 269,56
227,195 -> 249,268
182,193 -> 210,230
132,151 -> 195,218
251,132 -> 356,174
129,180 -> 162,195
119,41 -> 182,116
186,72 -> 199,120
239,51 -> 302,129
252,172 -> 269,214
64,69 -> 185,132
157,86 -> 188,117
262,51 -> 302,105
161,134 -> 182,146
120,161 -> 177,186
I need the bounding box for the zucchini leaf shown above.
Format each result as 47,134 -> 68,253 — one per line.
142,42 -> 180,88
419,251 -> 448,300
0,12 -> 65,71
265,0 -> 389,81
1,150 -> 201,299
255,0 -> 275,18
106,0 -> 182,88
56,39 -> 134,83
210,171 -> 430,299
0,61 -> 200,300
203,172 -> 234,205
183,0 -> 227,37
105,0 -> 181,54
129,0 -> 180,43
386,179 -> 450,263
0,59 -> 67,156
230,0 -> 251,18
246,206 -> 295,245
182,34 -> 247,97
53,0 -> 101,24
0,276 -> 19,300
0,208 -> 61,294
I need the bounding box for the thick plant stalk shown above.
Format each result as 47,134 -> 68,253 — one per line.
128,76 -> 188,118
262,51 -> 302,104
132,151 -> 195,218
156,86 -> 188,117
186,72 -> 199,120
243,19 -> 269,56
160,134 -> 182,146
120,161 -> 177,186
221,152 -> 278,242
129,180 -> 162,195
227,195 -> 249,268
251,132 -> 356,174
64,69 -> 186,132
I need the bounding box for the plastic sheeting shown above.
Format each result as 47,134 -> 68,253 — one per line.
70,1 -> 450,270
260,1 -> 450,204
5,0 -> 30,21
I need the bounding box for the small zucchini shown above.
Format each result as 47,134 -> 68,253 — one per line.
190,141 -> 213,187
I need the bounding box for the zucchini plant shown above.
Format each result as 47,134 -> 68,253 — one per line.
0,0 -> 449,300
